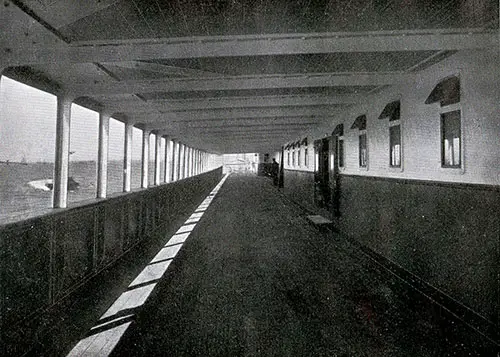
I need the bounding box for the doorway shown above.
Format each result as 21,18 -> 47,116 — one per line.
314,138 -> 331,208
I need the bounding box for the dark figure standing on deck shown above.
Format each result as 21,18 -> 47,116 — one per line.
271,158 -> 279,186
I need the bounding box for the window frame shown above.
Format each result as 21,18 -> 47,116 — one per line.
428,73 -> 465,174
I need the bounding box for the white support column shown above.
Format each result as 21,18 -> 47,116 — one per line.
97,113 -> 109,198
53,96 -> 72,208
178,143 -> 184,180
197,151 -> 200,174
164,136 -> 172,183
194,149 -> 198,175
182,145 -> 187,178
186,147 -> 190,178
184,146 -> 188,178
141,130 -> 150,188
189,147 -> 193,176
177,141 -> 182,181
172,140 -> 178,182
184,145 -> 189,178
191,148 -> 196,176
123,123 -> 133,192
154,133 -> 161,186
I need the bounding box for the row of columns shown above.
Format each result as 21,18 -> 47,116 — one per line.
51,95 -> 212,209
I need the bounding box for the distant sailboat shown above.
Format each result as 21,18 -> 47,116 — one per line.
20,156 -> 28,165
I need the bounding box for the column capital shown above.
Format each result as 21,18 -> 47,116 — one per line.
58,92 -> 77,103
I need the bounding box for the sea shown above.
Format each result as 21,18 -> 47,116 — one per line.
0,160 -> 160,223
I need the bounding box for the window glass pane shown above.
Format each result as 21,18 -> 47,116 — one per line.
131,127 -> 142,189
390,125 -> 401,167
359,134 -> 367,167
287,151 -> 290,166
0,76 -> 56,219
441,110 -> 461,167
107,118 -> 124,194
304,148 -> 308,167
297,149 -> 301,166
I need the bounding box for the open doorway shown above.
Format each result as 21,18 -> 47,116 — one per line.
314,138 -> 331,208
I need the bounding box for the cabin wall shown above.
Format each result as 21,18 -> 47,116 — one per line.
0,168 -> 223,340
339,49 -> 500,185
282,49 -> 500,332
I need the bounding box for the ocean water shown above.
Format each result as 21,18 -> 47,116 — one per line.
0,160 -> 148,222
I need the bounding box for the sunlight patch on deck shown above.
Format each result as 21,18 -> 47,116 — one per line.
67,322 -> 132,357
65,173 -> 230,357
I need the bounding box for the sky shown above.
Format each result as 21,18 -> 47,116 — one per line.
0,76 -> 144,163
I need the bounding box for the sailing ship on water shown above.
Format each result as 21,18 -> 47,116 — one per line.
0,155 -> 28,165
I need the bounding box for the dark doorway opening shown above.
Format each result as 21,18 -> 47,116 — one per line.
314,138 -> 331,208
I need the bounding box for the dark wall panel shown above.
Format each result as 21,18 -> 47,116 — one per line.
103,200 -> 125,264
54,209 -> 95,297
338,175 -> 499,325
283,170 -> 316,212
1,220 -> 52,326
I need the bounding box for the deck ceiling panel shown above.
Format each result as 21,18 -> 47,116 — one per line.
18,0 -> 120,29
0,2 -> 63,48
50,0 -> 499,42
147,51 -> 438,76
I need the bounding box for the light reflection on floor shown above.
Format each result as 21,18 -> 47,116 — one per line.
66,174 -> 230,357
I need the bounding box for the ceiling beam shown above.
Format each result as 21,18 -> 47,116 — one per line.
106,94 -> 358,112
145,117 -> 324,131
135,106 -> 342,124
71,73 -> 400,97
3,29 -> 496,67
185,129 -> 304,135
185,122 -> 318,129
155,105 -> 341,120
